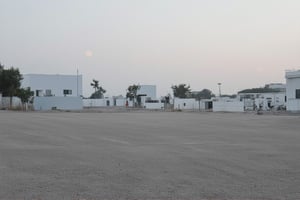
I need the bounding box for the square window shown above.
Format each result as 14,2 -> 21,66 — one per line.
63,89 -> 72,95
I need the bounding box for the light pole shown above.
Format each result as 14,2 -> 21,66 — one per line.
76,68 -> 79,97
218,83 -> 222,98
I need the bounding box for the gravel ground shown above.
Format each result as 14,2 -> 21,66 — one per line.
0,110 -> 300,200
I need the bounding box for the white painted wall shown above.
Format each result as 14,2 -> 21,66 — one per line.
137,85 -> 156,99
145,102 -> 164,109
33,96 -> 83,111
286,70 -> 300,111
83,99 -> 106,107
1,97 -> 22,108
83,98 -> 114,107
213,101 -> 244,112
174,98 -> 198,110
22,74 -> 83,97
199,99 -> 213,110
286,99 -> 300,111
127,100 -> 133,107
116,98 -> 126,107
239,92 -> 286,111
251,93 -> 286,110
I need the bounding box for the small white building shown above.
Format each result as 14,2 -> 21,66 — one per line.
22,74 -> 83,97
286,70 -> 300,111
126,85 -> 157,107
21,74 -> 83,111
238,83 -> 286,111
173,98 -> 198,110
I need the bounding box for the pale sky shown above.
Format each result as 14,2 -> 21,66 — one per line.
1,0 -> 300,97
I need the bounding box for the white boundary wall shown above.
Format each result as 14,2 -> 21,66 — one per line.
145,102 -> 164,109
1,97 -> 22,108
83,98 -> 115,107
116,98 -> 126,107
174,98 -> 198,110
83,99 -> 106,107
33,97 -> 83,110
213,101 -> 244,112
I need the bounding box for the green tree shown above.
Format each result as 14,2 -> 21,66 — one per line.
90,87 -> 106,99
90,79 -> 106,99
192,89 -> 215,100
238,87 -> 281,94
126,84 -> 140,107
171,84 -> 191,98
16,87 -> 34,110
0,64 -> 23,108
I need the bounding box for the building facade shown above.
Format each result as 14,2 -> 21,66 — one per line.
22,74 -> 83,97
286,70 -> 300,111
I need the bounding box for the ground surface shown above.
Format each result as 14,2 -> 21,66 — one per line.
0,110 -> 299,200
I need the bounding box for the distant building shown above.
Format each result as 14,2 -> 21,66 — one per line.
137,85 -> 156,100
285,70 -> 300,111
265,83 -> 286,91
238,83 -> 286,111
21,74 -> 83,111
135,85 -> 157,107
22,74 -> 83,97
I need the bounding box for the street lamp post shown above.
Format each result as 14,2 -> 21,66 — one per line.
218,83 -> 222,98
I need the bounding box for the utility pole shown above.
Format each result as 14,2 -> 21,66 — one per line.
77,69 -> 79,97
218,83 -> 222,97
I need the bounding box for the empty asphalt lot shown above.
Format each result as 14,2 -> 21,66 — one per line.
0,111 -> 299,200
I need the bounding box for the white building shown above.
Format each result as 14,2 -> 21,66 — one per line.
137,85 -> 156,100
173,98 -> 198,110
266,83 -> 286,90
238,83 -> 286,111
129,85 -> 157,107
22,74 -> 83,97
286,70 -> 300,111
21,74 -> 83,111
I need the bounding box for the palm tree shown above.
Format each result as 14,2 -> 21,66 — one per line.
90,79 -> 99,92
90,79 -> 106,99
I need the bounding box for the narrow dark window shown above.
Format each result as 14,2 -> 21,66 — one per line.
296,89 -> 300,99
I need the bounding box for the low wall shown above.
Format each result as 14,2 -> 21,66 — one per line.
83,99 -> 106,107
174,98 -> 198,110
1,97 -> 22,109
286,99 -> 300,111
33,96 -> 83,111
116,99 -> 126,107
83,98 -> 115,107
145,102 -> 164,109
213,101 -> 244,112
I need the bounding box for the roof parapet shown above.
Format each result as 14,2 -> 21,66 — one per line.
285,70 -> 300,79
